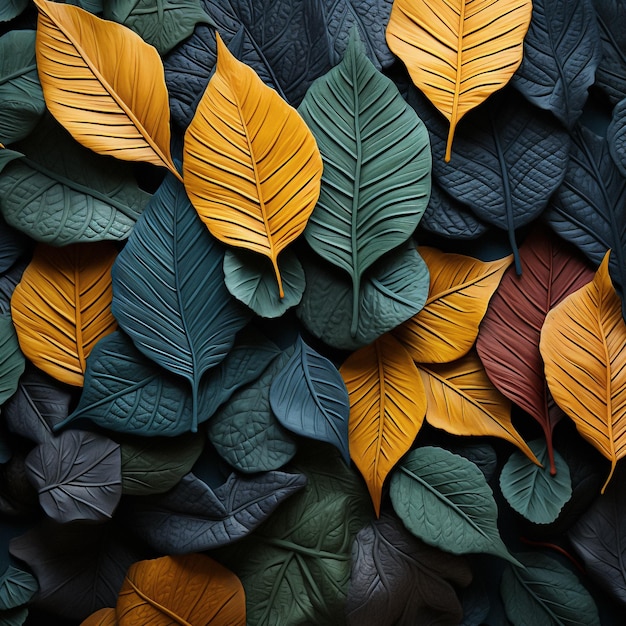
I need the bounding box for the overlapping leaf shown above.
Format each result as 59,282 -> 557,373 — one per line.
0,217 -> 30,274
0,316 -> 24,407
0,565 -> 37,612
608,96 -> 626,177
386,0 -> 532,160
82,608 -> 117,626
11,242 -> 117,386
0,0 -> 28,21
299,31 -> 430,335
592,0 -> 626,104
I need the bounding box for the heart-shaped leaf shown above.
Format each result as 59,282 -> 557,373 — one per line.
541,251 -> 626,491
25,430 -> 122,523
0,565 -> 37,611
11,242 -> 117,386
592,0 -> 626,104
393,247 -> 512,363
341,333 -> 426,516
0,316 -> 25,407
116,554 -> 245,625
111,174 -> 251,428
126,470 -> 306,553
386,0 -> 532,160
608,96 -> 626,177
298,31 -> 430,335
512,0 -> 602,129
390,446 -> 517,564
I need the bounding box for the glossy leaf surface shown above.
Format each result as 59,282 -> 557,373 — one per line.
0,315 -> 24,407
0,566 -> 37,611
592,0 -> 626,103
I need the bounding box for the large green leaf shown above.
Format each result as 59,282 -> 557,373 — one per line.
0,566 -> 37,612
0,0 -> 28,22
111,174 -> 252,429
298,31 -> 430,336
0,31 -> 45,145
0,116 -> 150,245
390,447 -> 517,564
0,315 -> 24,407
500,552 -> 600,625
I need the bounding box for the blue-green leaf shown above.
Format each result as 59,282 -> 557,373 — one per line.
0,315 -> 24,407
0,0 -> 28,22
0,566 -> 37,611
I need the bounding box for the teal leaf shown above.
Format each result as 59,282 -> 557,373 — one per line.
608,96 -> 626,177
0,115 -> 150,245
390,447 -> 517,565
111,174 -> 252,430
208,347 -> 298,473
0,0 -> 28,22
0,315 -> 24,407
0,607 -> 28,625
0,31 -> 45,145
298,241 -> 429,350
0,566 -> 37,611
269,336 -> 350,463
223,247 -> 305,318
104,0 -> 214,55
499,439 -> 572,524
500,552 -> 600,625
298,31 -> 431,336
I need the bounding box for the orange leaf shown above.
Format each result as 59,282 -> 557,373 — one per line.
10,242 -> 117,386
81,608 -> 117,626
33,0 -> 179,179
540,252 -> 626,492
386,0 -> 531,160
419,351 -> 538,463
393,247 -> 512,363
183,33 -> 323,298
341,333 -> 426,516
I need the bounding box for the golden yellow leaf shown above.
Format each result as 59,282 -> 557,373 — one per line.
33,0 -> 179,179
419,351 -> 538,463
10,242 -> 117,386
540,252 -> 626,492
393,247 -> 512,364
116,553 -> 245,626
183,33 -> 323,298
81,608 -> 117,626
341,333 -> 427,516
386,0 -> 532,161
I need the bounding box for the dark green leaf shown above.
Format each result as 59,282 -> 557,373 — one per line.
346,512 -> 472,626
25,430 -> 122,523
0,31 -> 45,145
0,0 -> 28,22
270,335 -> 350,463
223,247 -> 305,318
592,0 -> 626,104
500,552 -> 600,625
500,439 -> 572,524
111,174 -> 251,430
126,470 -> 306,553
447,442 -> 499,483
608,96 -> 626,177
0,217 -> 30,274
512,0 -> 602,129
0,315 -> 24,407
0,565 -> 37,611
390,447 -> 517,564
63,0 -> 103,11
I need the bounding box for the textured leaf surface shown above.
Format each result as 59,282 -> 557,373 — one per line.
386,0 -> 532,160
127,470 -> 306,553
0,31 -> 45,145
500,439 -> 572,524
112,174 -> 251,427
0,0 -> 28,21
0,566 -> 37,611
501,552 -> 600,625
116,554 -> 245,625
341,334 -> 426,515
298,242 -> 429,350
299,32 -> 430,334
11,242 -> 117,386
346,512 -> 472,626
390,446 -> 516,563
477,228 -> 594,470
81,608 -> 117,626
540,252 -> 626,490
512,0 -> 602,128
25,430 -> 121,523
393,247 -> 511,363
608,96 -> 626,177
34,0 -> 179,176
592,0 -> 626,103
0,316 -> 24,407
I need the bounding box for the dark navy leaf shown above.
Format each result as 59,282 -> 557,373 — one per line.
0,260 -> 26,315
592,0 -> 626,104
608,96 -> 626,177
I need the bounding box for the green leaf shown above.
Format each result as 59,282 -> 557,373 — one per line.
0,31 -> 45,145
0,315 -> 24,407
104,0 -> 214,55
111,174 -> 252,430
0,565 -> 37,611
298,30 -> 431,336
223,248 -> 305,318
390,446 -> 517,564
0,0 -> 28,22
270,336 -> 350,463
500,552 -> 600,625
0,115 -> 150,245
120,432 -> 204,496
500,439 -> 572,524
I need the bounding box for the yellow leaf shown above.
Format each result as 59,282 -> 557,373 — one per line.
33,0 -> 179,179
10,242 -> 117,386
540,252 -> 626,492
419,351 -> 538,463
183,33 -> 323,298
341,333 -> 426,516
386,0 -> 532,161
393,247 -> 512,363
116,554 -> 245,626
81,608 -> 117,626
